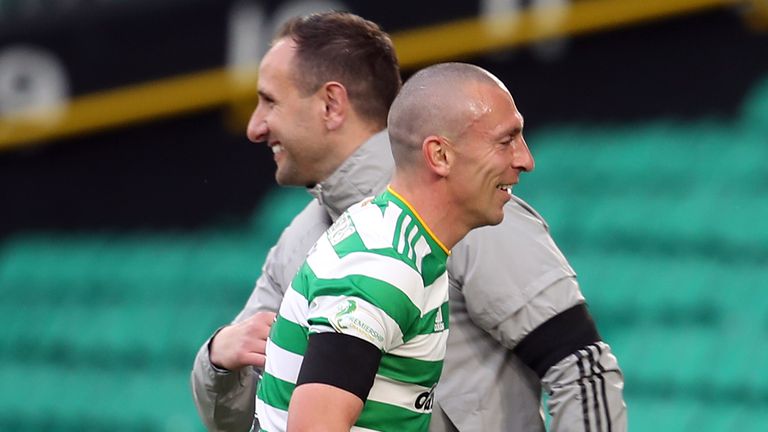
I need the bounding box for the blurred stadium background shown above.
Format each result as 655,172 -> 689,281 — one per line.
1,0 -> 767,430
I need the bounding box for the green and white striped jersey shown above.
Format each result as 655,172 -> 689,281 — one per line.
256,187 -> 450,432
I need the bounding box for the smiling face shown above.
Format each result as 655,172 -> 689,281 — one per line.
246,38 -> 330,187
447,82 -> 535,228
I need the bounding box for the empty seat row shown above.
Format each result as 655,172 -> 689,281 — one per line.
628,396 -> 768,431
0,363 -> 203,432
0,303 -> 230,372
608,325 -> 768,398
572,251 -> 766,328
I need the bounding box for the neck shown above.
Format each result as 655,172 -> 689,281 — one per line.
389,175 -> 468,251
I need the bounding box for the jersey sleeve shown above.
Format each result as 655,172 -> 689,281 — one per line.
301,235 -> 424,352
307,292 -> 400,351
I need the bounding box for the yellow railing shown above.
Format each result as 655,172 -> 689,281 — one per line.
0,0 -> 742,150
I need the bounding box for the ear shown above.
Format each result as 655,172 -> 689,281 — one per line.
423,135 -> 452,177
320,81 -> 348,131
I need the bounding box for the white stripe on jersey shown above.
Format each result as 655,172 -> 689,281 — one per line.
256,398 -> 287,432
352,200 -> 403,250
309,295 -> 404,351
406,224 -> 418,260
413,235 -> 429,273
307,236 -> 430,313
367,374 -> 433,414
350,426 -> 382,432
264,339 -> 302,384
278,286 -> 309,327
422,273 -> 449,317
396,214 -> 411,255
387,330 -> 449,362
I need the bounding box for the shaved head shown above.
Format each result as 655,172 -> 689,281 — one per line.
387,62 -> 511,169
386,62 -> 533,247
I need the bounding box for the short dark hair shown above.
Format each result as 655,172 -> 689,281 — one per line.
276,12 -> 401,128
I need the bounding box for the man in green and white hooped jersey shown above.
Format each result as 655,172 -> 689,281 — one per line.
256,62 -> 528,431
257,186 -> 450,431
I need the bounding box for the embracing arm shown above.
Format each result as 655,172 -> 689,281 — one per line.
470,274 -> 627,432
452,196 -> 627,431
191,201 -> 330,431
541,340 -> 626,432
512,295 -> 627,432
190,265 -> 282,432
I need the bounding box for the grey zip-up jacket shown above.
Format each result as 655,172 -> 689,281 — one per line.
191,130 -> 627,431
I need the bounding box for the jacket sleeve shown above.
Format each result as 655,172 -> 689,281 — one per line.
542,341 -> 627,432
189,241 -> 285,432
508,280 -> 627,432
449,196 -> 627,431
190,201 -> 331,432
190,332 -> 260,432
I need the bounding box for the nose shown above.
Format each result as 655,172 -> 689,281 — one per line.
514,136 -> 535,172
246,106 -> 269,143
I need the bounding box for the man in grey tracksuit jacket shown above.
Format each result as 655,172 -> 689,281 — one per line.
190,130 -> 627,431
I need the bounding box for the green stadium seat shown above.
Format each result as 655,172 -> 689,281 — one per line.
2,85 -> 768,431
626,396 -> 699,431
0,364 -> 203,431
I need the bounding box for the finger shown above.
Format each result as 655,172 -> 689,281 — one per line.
253,311 -> 277,324
252,315 -> 277,339
251,339 -> 267,355
242,352 -> 267,368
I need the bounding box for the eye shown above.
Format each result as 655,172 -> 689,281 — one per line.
257,92 -> 276,108
501,127 -> 523,146
500,135 -> 514,146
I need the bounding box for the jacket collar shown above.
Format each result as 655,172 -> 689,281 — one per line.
308,130 -> 394,221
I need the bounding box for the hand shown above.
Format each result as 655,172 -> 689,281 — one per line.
209,311 -> 277,371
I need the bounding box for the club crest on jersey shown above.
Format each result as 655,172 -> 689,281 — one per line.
327,213 -> 355,245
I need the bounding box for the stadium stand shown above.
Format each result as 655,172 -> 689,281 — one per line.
519,77 -> 768,430
0,75 -> 766,432
0,187 -> 311,432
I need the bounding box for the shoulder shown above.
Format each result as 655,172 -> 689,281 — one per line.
279,199 -> 330,245
271,199 -> 332,268
288,199 -> 331,231
449,195 -> 574,286
342,196 -> 402,252
459,195 -> 551,248
307,201 -> 425,285
505,194 -> 551,230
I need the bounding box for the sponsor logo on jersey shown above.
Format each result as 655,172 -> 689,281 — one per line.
334,299 -> 357,323
415,384 -> 436,411
330,299 -> 385,345
434,307 -> 444,332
